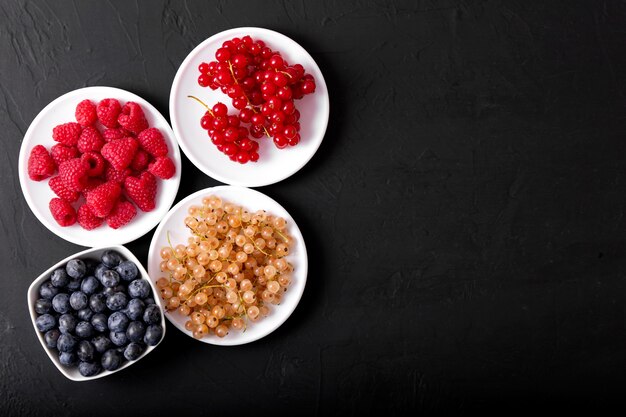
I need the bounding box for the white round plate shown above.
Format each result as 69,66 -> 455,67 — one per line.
170,27 -> 329,187
18,86 -> 182,247
147,186 -> 308,345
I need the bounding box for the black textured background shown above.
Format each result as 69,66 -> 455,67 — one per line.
2,0 -> 626,414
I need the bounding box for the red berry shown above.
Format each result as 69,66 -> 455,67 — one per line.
273,72 -> 288,87
27,145 -> 56,181
130,149 -> 151,171
137,127 -> 169,157
235,151 -> 250,164
148,156 -> 176,180
118,102 -> 148,135
239,108 -> 253,123
212,102 -> 228,117
232,54 -> 248,68
80,152 -> 106,177
102,128 -> 129,142
49,198 -> 76,227
58,158 -> 89,191
288,133 -> 301,146
198,62 -> 210,74
273,134 -> 288,149
49,175 -> 79,203
215,47 -> 230,62
302,79 -> 316,94
106,200 -> 137,229
238,138 -> 254,151
249,151 -> 259,162
50,144 -> 78,166
223,143 -> 238,156
269,54 -> 284,69
86,180 -> 122,218
277,86 -> 293,100
97,98 -> 122,128
105,165 -> 131,184
198,74 -> 211,87
283,125 -> 297,139
53,122 -> 82,146
77,204 -> 104,230
124,172 -> 157,212
224,127 -> 238,142
75,100 -> 97,126
77,126 -> 104,153
101,137 -> 139,171
84,177 -> 105,192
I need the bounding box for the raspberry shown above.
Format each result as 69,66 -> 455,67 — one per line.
137,128 -> 168,157
50,144 -> 78,166
130,149 -> 151,171
105,165 -> 131,183
106,200 -> 137,229
77,204 -> 104,230
49,175 -> 79,203
58,158 -> 89,192
84,177 -> 105,192
118,102 -> 148,135
97,98 -> 122,128
75,100 -> 97,126
102,128 -> 129,142
124,172 -> 157,212
80,152 -> 106,177
28,145 -> 56,181
52,122 -> 82,146
49,198 -> 77,227
77,126 -> 104,153
100,137 -> 138,171
86,181 -> 122,218
148,156 -> 176,179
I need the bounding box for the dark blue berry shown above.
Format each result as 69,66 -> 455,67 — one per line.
59,351 -> 78,366
89,293 -> 107,313
34,298 -> 52,314
52,293 -> 71,314
69,291 -> 88,310
128,279 -> 151,299
75,321 -> 94,339
100,270 -> 120,288
126,298 -> 145,321
44,329 -> 61,348
123,342 -> 143,361
144,324 -> 163,346
57,333 -> 76,352
101,349 -> 123,371
35,314 -> 56,332
108,311 -> 129,332
58,313 -> 77,334
94,263 -> 108,280
92,335 -> 112,353
91,313 -> 108,333
109,330 -> 128,346
101,250 -> 122,268
106,292 -> 128,311
80,276 -> 100,295
116,261 -> 138,281
126,321 -> 146,343
39,281 -> 59,300
50,268 -> 69,288
66,259 -> 86,279
66,277 -> 82,291
77,308 -> 94,321
143,297 -> 155,306
142,304 -> 161,325
76,340 -> 95,362
78,361 -> 100,377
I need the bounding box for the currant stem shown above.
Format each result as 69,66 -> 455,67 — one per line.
187,95 -> 215,117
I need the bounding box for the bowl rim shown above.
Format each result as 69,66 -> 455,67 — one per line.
27,245 -> 167,381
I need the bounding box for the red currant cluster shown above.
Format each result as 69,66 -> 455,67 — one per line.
193,35 -> 316,163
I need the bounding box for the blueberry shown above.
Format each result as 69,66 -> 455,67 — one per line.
80,276 -> 100,295
89,293 -> 107,313
92,335 -> 112,353
44,329 -> 61,348
34,298 -> 52,315
57,333 -> 76,352
100,270 -> 120,288
58,313 -> 77,334
39,281 -> 59,300
123,342 -> 143,361
106,292 -> 128,311
101,250 -> 122,268
75,321 -> 94,339
126,298 -> 145,321
116,261 -> 138,281
52,293 -> 71,314
66,277 -> 82,291
128,279 -> 151,299
50,268 -> 69,288
78,361 -> 100,377
69,291 -> 88,310
108,311 -> 129,332
144,324 -> 163,346
109,330 -> 128,346
59,352 -> 78,366
76,340 -> 95,362
35,314 -> 56,332
94,263 -> 108,280
126,321 -> 146,343
142,304 -> 161,325
66,259 -> 86,279
144,297 -> 155,306
77,308 -> 94,321
101,349 -> 123,371
91,313 -> 108,333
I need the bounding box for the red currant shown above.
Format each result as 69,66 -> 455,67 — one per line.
273,134 -> 288,149
215,47 -> 230,62
249,151 -> 259,162
212,103 -> 228,117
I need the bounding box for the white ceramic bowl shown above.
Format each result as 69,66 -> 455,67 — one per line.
147,186 -> 308,345
18,86 -> 182,247
27,245 -> 167,381
170,27 -> 329,187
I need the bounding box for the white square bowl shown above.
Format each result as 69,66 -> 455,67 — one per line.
27,245 -> 166,381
